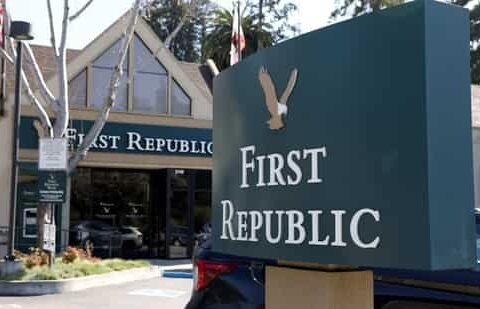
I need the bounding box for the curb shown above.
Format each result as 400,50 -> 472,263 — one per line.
0,266 -> 162,296
163,271 -> 193,279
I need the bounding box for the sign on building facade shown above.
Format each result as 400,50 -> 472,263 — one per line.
212,0 -> 476,270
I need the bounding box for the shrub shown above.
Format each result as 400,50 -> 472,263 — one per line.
61,246 -> 99,264
16,248 -> 49,269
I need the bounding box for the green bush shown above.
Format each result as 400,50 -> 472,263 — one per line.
1,258 -> 151,281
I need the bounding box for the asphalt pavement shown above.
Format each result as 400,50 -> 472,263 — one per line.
0,275 -> 193,309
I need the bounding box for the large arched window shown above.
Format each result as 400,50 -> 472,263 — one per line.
91,40 -> 128,111
69,70 -> 87,108
68,34 -> 193,117
171,79 -> 191,116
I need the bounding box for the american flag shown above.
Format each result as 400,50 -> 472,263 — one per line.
230,2 -> 245,66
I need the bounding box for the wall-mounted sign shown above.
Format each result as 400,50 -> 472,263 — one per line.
20,117 -> 213,157
212,1 -> 476,271
38,171 -> 66,203
38,138 -> 67,170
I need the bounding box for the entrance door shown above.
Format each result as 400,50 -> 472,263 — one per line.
167,169 -> 193,258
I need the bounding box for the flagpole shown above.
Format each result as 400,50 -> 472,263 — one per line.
237,0 -> 242,61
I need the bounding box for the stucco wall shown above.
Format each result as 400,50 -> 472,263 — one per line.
473,129 -> 480,210
0,98 -> 14,258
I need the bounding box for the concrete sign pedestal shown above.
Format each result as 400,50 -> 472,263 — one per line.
266,266 -> 373,309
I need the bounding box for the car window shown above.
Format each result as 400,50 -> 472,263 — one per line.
89,222 -> 114,231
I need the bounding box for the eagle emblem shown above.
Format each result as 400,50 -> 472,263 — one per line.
258,66 -> 298,130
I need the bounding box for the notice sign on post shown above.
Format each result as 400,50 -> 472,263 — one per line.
38,171 -> 66,203
39,138 -> 67,171
43,223 -> 56,252
212,1 -> 476,271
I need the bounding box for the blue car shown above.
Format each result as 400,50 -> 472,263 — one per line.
187,216 -> 480,309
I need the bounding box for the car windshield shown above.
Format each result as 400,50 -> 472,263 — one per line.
88,222 -> 115,231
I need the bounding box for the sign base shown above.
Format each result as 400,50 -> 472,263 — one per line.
266,266 -> 373,309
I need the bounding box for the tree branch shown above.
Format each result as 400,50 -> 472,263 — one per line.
46,0 -> 59,57
68,1 -> 143,172
160,0 -> 198,52
69,0 -> 94,22
164,16 -> 188,48
23,43 -> 60,112
53,0 -> 70,138
7,39 -> 53,137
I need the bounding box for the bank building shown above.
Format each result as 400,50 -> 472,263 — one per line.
0,12 -> 214,259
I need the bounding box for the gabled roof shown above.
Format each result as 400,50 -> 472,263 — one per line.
6,13 -> 213,106
5,45 -> 80,95
61,12 -> 213,108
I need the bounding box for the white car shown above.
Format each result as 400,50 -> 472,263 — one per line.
119,226 -> 143,248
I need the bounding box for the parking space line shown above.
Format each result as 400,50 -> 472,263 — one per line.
128,289 -> 187,298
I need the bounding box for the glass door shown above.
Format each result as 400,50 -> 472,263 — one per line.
167,169 -> 192,258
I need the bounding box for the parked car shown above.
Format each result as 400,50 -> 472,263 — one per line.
186,218 -> 480,309
170,225 -> 190,247
69,221 -> 123,257
119,226 -> 143,249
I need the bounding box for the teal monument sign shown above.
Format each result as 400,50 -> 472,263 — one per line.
212,0 -> 476,270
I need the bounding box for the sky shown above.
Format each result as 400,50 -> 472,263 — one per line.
7,0 -> 334,49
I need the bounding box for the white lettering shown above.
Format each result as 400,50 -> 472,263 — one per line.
145,138 -> 155,151
220,200 -> 236,240
180,140 -> 190,153
267,154 -> 286,186
264,210 -> 284,244
350,209 -> 380,249
240,146 -> 256,188
237,211 -> 248,241
109,136 -> 120,149
287,150 -> 302,185
256,156 -> 266,187
127,132 -> 143,150
308,210 -> 330,245
156,138 -> 166,152
207,142 -> 213,155
249,211 -> 263,242
285,210 -> 306,244
303,147 -> 327,184
166,139 -> 178,152
331,210 -> 347,247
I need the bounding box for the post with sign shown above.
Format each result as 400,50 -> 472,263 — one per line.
38,138 -> 67,265
213,1 -> 475,308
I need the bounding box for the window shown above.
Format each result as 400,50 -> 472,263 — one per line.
171,79 -> 191,116
69,70 -> 87,108
71,34 -> 194,117
133,36 -> 168,114
91,40 -> 128,111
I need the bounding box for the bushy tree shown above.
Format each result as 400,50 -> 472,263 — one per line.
202,8 -> 274,70
202,0 -> 298,70
146,0 -> 214,62
451,0 -> 480,84
331,0 -> 404,18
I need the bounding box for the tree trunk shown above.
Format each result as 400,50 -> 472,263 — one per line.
258,0 -> 264,50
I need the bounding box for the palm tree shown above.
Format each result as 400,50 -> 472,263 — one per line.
202,8 -> 274,70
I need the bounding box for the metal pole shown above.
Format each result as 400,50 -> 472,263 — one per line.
237,0 -> 242,61
0,0 -> 7,117
7,41 -> 22,259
